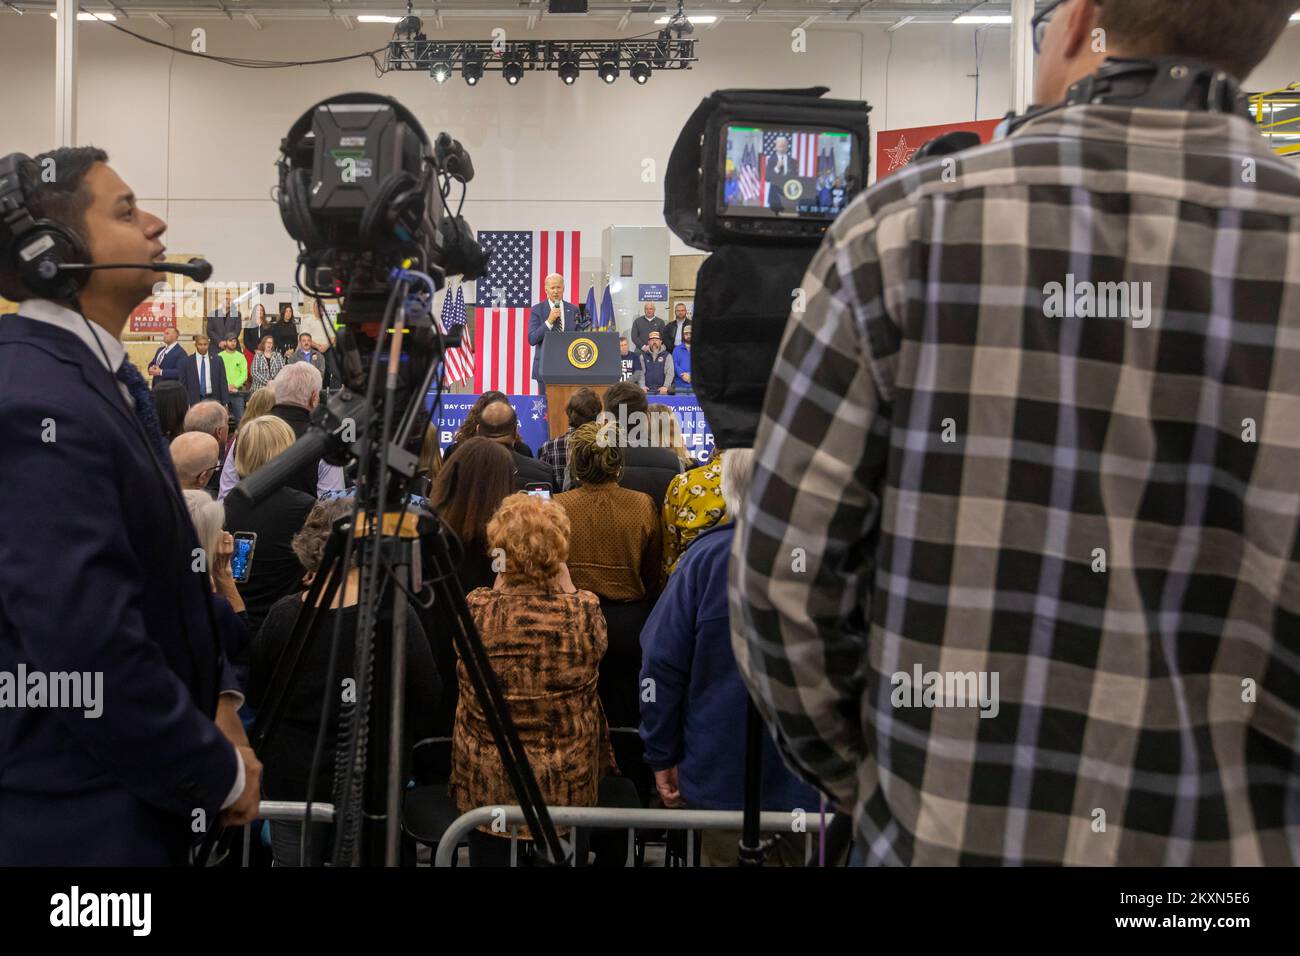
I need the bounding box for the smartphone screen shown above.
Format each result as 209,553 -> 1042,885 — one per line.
525,484 -> 552,501
231,533 -> 257,584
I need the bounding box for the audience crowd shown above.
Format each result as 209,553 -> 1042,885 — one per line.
154,333 -> 778,867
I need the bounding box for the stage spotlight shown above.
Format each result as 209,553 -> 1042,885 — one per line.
463,56 -> 483,85
558,59 -> 580,85
598,50 -> 619,84
631,60 -> 651,84
431,61 -> 451,83
503,56 -> 524,85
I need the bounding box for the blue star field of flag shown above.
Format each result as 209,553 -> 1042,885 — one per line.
477,231 -> 533,308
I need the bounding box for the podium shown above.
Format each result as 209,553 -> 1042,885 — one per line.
539,330 -> 622,440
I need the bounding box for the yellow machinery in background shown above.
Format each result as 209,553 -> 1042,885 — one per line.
1251,82 -> 1300,158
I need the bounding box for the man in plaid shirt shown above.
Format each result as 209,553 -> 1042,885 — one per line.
732,0 -> 1300,865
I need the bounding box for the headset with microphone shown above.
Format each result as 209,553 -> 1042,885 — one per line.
0,150 -> 227,681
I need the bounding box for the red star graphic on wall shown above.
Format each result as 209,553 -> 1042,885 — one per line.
884,134 -> 920,171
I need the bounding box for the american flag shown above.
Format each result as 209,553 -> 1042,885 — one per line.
738,142 -> 764,204
473,229 -> 581,395
437,282 -> 473,386
763,130 -> 819,178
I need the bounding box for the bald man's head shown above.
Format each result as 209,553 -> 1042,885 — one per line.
476,400 -> 518,446
170,432 -> 221,490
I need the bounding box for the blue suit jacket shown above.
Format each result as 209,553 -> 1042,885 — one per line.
526,299 -> 588,386
0,315 -> 240,865
150,341 -> 188,388
178,350 -> 230,407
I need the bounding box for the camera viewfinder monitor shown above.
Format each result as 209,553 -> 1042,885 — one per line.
720,123 -> 859,224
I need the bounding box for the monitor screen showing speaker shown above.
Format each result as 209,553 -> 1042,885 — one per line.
718,123 -> 860,221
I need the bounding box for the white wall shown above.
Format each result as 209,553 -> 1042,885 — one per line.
1,15 -> 1296,290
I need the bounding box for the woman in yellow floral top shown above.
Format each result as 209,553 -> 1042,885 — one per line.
661,448 -> 726,577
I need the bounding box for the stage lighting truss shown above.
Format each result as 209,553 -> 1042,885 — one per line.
385,38 -> 698,85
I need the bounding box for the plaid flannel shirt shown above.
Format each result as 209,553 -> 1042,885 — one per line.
538,429 -> 573,492
730,104 -> 1300,866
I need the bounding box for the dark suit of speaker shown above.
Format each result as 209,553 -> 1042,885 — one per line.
0,315 -> 240,865
150,341 -> 187,389
179,350 -> 230,407
527,299 -> 585,388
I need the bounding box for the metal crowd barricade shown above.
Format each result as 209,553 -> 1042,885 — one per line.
236,801 -> 336,867
433,806 -> 823,867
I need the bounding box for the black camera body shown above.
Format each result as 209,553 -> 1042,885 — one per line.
665,87 -> 871,251
277,93 -> 486,307
663,88 -> 871,447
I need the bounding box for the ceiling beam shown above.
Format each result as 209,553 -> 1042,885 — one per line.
149,12 -> 170,28
885,15 -> 914,32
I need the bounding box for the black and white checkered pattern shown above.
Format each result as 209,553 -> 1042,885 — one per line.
730,104 -> 1300,865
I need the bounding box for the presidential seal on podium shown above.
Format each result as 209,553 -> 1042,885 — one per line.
567,336 -> 598,369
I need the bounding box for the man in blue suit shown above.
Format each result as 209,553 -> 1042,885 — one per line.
0,147 -> 261,865
147,323 -> 187,388
178,334 -> 230,408
526,272 -> 588,391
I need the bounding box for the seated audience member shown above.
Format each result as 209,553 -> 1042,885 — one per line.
248,497 -> 439,866
153,379 -> 189,443
538,386 -> 602,492
662,448 -> 726,577
430,438 -> 516,594
444,390 -> 534,460
414,422 -> 442,497
427,437 -> 516,736
184,400 -> 230,495
181,489 -> 251,675
639,450 -> 818,866
451,493 -> 613,867
269,361 -> 346,498
222,415 -> 316,636
477,401 -> 552,489
170,431 -> 222,493
217,384 -> 277,500
554,422 -> 662,603
649,403 -> 693,470
599,380 -> 683,505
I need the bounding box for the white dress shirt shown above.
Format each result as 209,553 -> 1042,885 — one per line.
16,298 -> 246,810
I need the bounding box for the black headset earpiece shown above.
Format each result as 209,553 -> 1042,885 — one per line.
0,152 -> 92,301
279,165 -> 323,248
357,170 -> 418,248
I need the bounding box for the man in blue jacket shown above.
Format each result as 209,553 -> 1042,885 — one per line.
0,147 -> 261,865
526,272 -> 587,391
639,449 -> 819,865
147,323 -> 187,387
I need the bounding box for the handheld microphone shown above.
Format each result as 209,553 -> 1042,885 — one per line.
42,257 -> 215,283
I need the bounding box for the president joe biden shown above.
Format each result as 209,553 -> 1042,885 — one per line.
527,272 -> 589,390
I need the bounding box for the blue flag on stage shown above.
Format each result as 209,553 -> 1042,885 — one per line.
584,286 -> 597,330
599,284 -> 615,331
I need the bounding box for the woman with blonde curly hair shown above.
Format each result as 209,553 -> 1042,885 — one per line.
451,492 -> 615,866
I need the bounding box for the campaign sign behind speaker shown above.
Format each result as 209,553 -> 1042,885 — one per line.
428,392 -> 715,462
